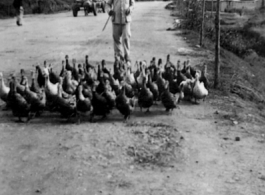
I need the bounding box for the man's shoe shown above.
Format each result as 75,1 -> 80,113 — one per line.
16,21 -> 22,26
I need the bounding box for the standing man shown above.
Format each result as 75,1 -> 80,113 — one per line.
13,0 -> 23,26
106,0 -> 135,63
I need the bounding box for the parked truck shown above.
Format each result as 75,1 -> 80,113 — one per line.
72,0 -> 106,17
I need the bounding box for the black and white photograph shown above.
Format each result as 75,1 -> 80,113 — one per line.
0,0 -> 265,194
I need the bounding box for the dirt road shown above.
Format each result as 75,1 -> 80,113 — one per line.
0,1 -> 195,73
0,1 -> 265,195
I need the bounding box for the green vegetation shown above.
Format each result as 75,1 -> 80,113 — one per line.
172,0 -> 265,58
168,1 -> 265,106
0,0 -> 72,18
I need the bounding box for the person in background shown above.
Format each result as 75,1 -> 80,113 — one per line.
106,0 -> 135,64
13,0 -> 23,26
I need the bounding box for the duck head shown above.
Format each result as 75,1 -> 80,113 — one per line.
139,61 -> 143,70
142,60 -> 147,68
158,58 -> 162,67
85,55 -> 89,62
195,71 -> 201,80
20,69 -> 25,77
177,60 -> 180,70
166,54 -> 170,62
101,59 -> 106,69
186,59 -> 190,66
43,61 -> 47,68
183,61 -> 187,70
9,77 -> 16,94
35,64 -> 41,73
152,57 -> 156,64
30,70 -> 36,82
0,72 -> 4,81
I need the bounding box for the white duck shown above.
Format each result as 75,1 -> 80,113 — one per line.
43,61 -> 50,76
192,71 -> 208,103
64,71 -> 78,95
0,72 -> 10,102
125,67 -> 136,86
136,61 -> 148,87
44,73 -> 59,97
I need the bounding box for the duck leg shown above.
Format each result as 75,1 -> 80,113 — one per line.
89,113 -> 94,122
193,98 -> 199,105
76,113 -> 81,125
168,109 -> 173,115
101,114 -> 107,120
64,116 -> 71,123
16,117 -> 25,123
124,115 -> 130,122
26,113 -> 35,123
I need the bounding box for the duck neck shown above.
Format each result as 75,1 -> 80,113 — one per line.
61,62 -> 65,72
12,78 -> 18,93
148,74 -> 152,84
58,84 -> 62,97
143,78 -> 147,89
66,74 -> 72,84
0,78 -> 6,90
121,86 -> 126,96
85,57 -> 88,66
78,87 -> 85,101
24,79 -> 30,90
9,81 -> 15,95
66,59 -> 70,67
45,75 -> 50,87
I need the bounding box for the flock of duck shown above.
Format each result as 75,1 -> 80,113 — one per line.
0,54 -> 209,123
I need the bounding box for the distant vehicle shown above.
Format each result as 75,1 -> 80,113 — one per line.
72,0 -> 106,17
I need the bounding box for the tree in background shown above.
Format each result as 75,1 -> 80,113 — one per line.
214,0 -> 220,88
200,0 -> 206,46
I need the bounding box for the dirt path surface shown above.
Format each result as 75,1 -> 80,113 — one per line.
0,1 -> 265,195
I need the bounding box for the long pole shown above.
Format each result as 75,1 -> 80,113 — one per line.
200,0 -> 206,46
214,0 -> 220,88
102,0 -> 119,31
211,0 -> 213,17
102,15 -> 111,31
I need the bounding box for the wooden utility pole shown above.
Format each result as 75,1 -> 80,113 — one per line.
211,0 -> 214,17
214,0 -> 220,88
200,0 -> 206,46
